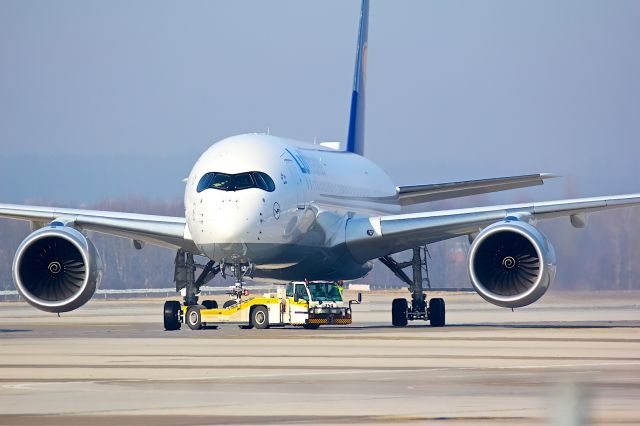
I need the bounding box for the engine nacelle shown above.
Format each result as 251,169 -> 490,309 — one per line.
468,220 -> 556,308
12,226 -> 103,313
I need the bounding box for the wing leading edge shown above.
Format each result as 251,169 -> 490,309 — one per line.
0,203 -> 198,252
397,173 -> 557,206
346,193 -> 640,262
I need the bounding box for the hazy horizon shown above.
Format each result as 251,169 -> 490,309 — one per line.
2,0 -> 639,205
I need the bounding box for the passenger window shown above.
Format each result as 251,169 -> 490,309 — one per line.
196,173 -> 213,193
286,284 -> 294,298
211,173 -> 231,190
295,285 -> 309,302
233,173 -> 255,190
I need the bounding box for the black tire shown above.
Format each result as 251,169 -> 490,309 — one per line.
163,301 -> 181,331
202,300 -> 218,309
392,298 -> 409,327
303,323 -> 321,330
186,305 -> 203,330
223,300 -> 236,309
250,306 -> 269,329
429,298 -> 445,327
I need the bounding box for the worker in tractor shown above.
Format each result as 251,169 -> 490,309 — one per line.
327,285 -> 342,301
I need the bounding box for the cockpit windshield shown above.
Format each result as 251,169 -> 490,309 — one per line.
197,171 -> 276,193
307,282 -> 343,302
211,173 -> 231,190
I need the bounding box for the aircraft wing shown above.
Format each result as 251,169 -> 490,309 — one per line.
346,193 -> 640,262
0,203 -> 199,252
397,173 -> 556,206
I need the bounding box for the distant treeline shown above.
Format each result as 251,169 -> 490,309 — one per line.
1,196 -> 639,291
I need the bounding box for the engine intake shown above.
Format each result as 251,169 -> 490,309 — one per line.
13,226 -> 103,313
468,220 -> 556,308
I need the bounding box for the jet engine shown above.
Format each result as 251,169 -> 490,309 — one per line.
13,226 -> 103,313
468,220 -> 556,308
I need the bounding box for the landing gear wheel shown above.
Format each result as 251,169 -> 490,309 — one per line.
202,300 -> 218,309
303,323 -> 321,330
223,300 -> 236,309
163,301 -> 181,331
186,305 -> 203,330
392,298 -> 409,327
429,298 -> 445,327
251,306 -> 269,329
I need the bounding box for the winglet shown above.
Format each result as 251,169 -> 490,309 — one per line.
540,173 -> 560,180
345,0 -> 369,156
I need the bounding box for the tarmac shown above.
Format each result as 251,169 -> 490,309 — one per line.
1,289 -> 639,425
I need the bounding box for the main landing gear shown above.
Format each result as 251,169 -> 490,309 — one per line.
163,249 -> 221,331
379,246 -> 445,327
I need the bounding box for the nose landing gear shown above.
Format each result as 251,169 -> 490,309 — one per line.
221,258 -> 254,305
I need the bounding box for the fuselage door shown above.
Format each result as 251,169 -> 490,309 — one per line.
287,283 -> 310,324
282,153 -> 305,209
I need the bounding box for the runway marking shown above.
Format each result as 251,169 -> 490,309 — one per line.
176,367 -> 452,381
432,370 -> 596,380
167,360 -> 640,382
2,381 -> 94,390
3,362 -> 639,390
28,361 -> 634,385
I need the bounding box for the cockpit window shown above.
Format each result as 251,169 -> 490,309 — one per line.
211,173 -> 231,190
196,173 -> 213,193
196,171 -> 276,193
233,173 -> 254,190
253,172 -> 276,192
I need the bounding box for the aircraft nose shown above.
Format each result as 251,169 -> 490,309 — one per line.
208,193 -> 264,242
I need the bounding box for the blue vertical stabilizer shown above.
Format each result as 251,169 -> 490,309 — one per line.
345,0 -> 369,156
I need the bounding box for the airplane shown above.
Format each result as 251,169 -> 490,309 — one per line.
1,0 -> 639,330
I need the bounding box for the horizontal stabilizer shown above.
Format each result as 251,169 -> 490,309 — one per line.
397,173 -> 557,206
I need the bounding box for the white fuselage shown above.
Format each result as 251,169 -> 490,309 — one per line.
184,134 -> 399,281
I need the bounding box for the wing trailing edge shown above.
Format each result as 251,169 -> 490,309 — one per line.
0,203 -> 198,252
397,173 -> 557,206
346,192 -> 640,262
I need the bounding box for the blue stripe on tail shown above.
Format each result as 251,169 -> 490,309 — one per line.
345,0 -> 369,156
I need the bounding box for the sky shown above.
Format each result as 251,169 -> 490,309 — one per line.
1,0 -> 639,205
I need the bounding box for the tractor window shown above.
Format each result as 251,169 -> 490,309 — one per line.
295,285 -> 309,302
307,282 -> 343,302
286,283 -> 294,298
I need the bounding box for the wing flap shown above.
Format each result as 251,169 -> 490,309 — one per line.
397,173 -> 556,205
346,193 -> 640,262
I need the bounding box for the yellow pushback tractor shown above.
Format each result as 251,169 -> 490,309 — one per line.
164,281 -> 361,331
